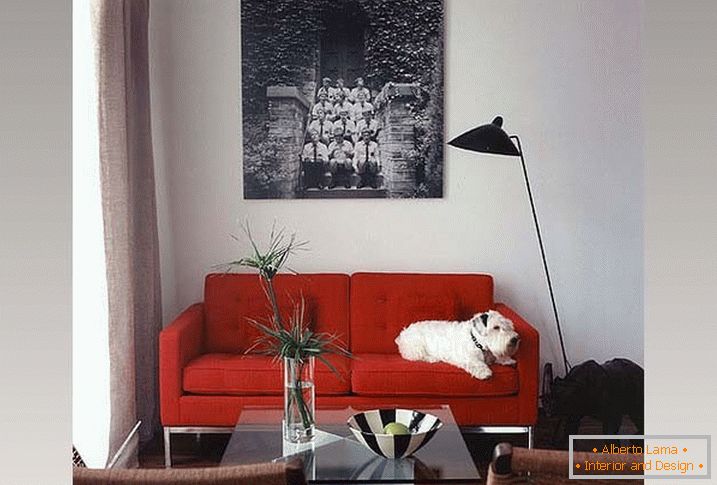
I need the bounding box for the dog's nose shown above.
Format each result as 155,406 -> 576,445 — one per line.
510,336 -> 519,345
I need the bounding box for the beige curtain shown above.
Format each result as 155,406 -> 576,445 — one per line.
95,0 -> 161,455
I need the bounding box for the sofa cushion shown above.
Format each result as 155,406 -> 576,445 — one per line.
396,293 -> 456,327
183,353 -> 351,396
203,273 -> 350,353
351,354 -> 518,397
350,273 -> 494,353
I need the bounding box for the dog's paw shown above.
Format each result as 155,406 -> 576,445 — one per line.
498,358 -> 516,367
469,365 -> 492,380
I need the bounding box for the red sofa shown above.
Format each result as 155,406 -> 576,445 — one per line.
160,273 -> 539,463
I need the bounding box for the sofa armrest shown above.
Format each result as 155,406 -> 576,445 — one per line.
494,303 -> 540,425
159,303 -> 204,425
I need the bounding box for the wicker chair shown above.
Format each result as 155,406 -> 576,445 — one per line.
73,461 -> 306,485
487,443 -> 642,485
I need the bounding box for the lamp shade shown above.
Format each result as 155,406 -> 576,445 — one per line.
448,116 -> 521,156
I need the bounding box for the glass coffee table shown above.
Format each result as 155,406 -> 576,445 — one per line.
220,405 -> 480,483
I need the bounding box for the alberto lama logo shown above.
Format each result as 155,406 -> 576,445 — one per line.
573,438 -> 709,477
602,443 -> 677,455
602,444 -> 694,474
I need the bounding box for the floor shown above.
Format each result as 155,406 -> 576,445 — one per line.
139,411 -> 639,477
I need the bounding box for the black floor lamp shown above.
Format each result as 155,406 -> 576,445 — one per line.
448,116 -> 571,375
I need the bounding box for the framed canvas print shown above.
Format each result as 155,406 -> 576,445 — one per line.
241,0 -> 444,199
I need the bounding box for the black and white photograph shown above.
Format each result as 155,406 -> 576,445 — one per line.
241,0 -> 444,199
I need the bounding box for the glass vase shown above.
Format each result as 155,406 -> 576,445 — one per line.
283,356 -> 315,443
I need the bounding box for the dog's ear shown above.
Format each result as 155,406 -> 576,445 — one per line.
480,313 -> 489,326
470,314 -> 487,334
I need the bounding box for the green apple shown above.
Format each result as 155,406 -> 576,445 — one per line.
383,422 -> 410,435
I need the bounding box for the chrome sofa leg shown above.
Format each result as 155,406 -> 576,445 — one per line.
162,426 -> 233,468
527,425 -> 534,449
164,427 -> 172,468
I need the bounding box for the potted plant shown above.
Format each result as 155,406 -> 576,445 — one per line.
227,224 -> 351,443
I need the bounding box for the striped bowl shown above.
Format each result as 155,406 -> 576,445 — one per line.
347,409 -> 443,459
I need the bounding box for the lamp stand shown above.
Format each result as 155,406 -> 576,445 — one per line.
510,135 -> 570,375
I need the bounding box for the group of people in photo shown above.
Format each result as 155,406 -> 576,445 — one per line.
301,76 -> 383,190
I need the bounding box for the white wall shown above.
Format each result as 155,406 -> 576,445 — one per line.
149,0 -> 644,372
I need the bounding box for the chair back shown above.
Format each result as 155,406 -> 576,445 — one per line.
487,443 -> 642,485
73,461 -> 307,485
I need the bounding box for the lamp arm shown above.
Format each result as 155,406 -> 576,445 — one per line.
510,135 -> 571,375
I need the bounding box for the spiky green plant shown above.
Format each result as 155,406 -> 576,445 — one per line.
226,221 -> 307,327
246,297 -> 351,430
225,223 -> 351,431
245,297 -> 352,372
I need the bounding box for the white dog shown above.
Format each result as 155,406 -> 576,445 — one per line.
395,310 -> 520,380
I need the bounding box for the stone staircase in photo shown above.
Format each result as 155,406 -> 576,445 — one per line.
301,187 -> 388,199
265,82 -> 421,198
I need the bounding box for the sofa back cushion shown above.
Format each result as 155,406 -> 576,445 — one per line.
204,273 -> 350,353
350,273 -> 494,353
